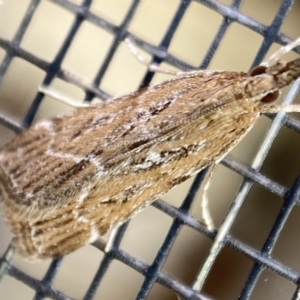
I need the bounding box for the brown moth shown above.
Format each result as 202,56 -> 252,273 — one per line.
1,39 -> 300,259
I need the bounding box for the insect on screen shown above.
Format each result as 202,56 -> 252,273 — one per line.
0,0 -> 300,300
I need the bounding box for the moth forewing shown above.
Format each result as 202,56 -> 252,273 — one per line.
0,39 -> 300,259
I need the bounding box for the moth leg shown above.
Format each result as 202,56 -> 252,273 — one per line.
175,292 -> 210,300
38,85 -> 92,108
125,38 -> 182,76
200,163 -> 218,231
0,243 -> 16,280
104,227 -> 118,253
262,36 -> 300,67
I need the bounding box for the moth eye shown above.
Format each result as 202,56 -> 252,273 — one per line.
248,65 -> 280,103
248,65 -> 267,76
259,90 -> 280,103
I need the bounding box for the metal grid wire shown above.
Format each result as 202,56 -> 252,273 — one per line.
0,0 -> 300,299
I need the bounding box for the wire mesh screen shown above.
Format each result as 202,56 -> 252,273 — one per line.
0,0 -> 300,299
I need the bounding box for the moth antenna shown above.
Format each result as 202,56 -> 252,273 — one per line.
262,36 -> 300,67
125,37 -> 182,76
262,104 -> 300,114
62,70 -> 105,99
200,163 -> 217,231
38,85 -> 92,108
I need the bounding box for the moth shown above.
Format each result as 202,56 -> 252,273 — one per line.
0,38 -> 300,259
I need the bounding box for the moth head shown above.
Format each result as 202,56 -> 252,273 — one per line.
248,65 -> 280,104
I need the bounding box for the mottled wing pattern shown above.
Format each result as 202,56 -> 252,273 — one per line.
0,70 -> 263,258
0,71 -> 248,214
